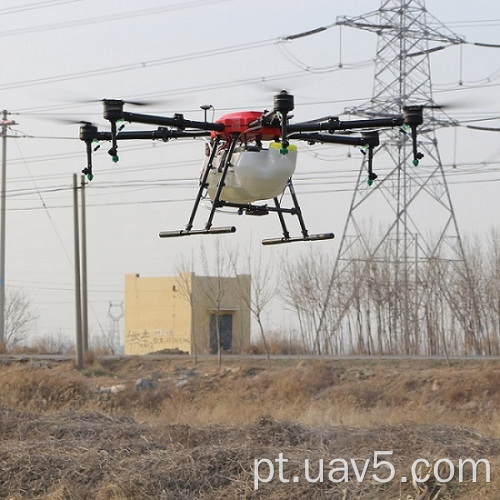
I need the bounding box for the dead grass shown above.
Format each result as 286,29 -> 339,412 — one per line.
1,409 -> 498,499
1,357 -> 500,498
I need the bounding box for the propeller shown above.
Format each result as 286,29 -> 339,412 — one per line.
118,99 -> 158,107
48,118 -> 99,127
254,78 -> 299,93
357,100 -> 463,119
76,97 -> 166,108
466,125 -> 500,132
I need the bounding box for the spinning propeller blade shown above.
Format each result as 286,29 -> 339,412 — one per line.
466,125 -> 500,132
78,98 -> 166,107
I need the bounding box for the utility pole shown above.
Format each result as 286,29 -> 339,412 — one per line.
73,174 -> 84,369
80,176 -> 89,352
73,174 -> 89,369
0,111 -> 17,345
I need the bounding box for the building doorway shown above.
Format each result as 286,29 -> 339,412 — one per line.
209,313 -> 233,354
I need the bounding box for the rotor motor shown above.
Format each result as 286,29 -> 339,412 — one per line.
274,90 -> 294,114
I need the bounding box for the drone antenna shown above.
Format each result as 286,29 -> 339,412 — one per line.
200,104 -> 214,123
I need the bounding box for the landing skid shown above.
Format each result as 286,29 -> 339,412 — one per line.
262,233 -> 335,246
159,226 -> 236,238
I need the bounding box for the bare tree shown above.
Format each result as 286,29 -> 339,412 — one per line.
175,256 -> 202,364
200,239 -> 230,366
276,226 -> 500,357
486,229 -> 500,353
229,247 -> 275,366
279,248 -> 334,355
4,288 -> 37,348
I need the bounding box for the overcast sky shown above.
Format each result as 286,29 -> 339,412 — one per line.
1,0 -> 500,345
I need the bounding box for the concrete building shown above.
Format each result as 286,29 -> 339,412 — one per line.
124,272 -> 251,355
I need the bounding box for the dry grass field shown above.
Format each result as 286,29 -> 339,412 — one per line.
1,355 -> 500,499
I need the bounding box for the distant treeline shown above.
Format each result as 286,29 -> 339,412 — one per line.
280,229 -> 500,356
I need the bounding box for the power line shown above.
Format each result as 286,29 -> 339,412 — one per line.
13,140 -> 74,269
1,38 -> 277,93
441,19 -> 500,28
0,0 -> 235,38
0,0 -> 82,16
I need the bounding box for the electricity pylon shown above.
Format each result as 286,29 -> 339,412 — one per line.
318,0 -> 484,355
108,301 -> 124,353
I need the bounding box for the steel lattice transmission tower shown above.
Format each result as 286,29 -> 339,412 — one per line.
318,0 -> 484,355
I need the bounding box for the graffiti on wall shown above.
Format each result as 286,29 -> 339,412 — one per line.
125,329 -> 190,354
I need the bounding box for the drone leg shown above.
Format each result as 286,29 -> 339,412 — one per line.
108,120 -> 119,162
185,136 -> 221,232
159,135 -> 239,239
82,140 -> 93,181
205,133 -> 239,230
273,197 -> 291,240
286,178 -> 309,239
262,179 -> 335,245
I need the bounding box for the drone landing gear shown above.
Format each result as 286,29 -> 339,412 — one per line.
159,226 -> 236,238
210,179 -> 334,245
261,179 -> 335,246
159,135 -> 238,239
158,133 -> 334,245
159,176 -> 334,245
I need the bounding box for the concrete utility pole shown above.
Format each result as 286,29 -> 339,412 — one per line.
80,176 -> 89,353
73,174 -> 84,369
73,174 -> 89,368
0,111 -> 17,345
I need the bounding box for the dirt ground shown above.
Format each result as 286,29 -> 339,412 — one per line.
1,355 -> 500,499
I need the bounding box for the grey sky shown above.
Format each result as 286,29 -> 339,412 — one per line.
1,0 -> 499,342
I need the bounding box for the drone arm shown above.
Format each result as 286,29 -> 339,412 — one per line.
288,116 -> 404,133
102,100 -> 225,132
119,111 -> 224,132
78,122 -> 211,181
90,129 -> 211,141
101,99 -> 224,161
290,108 -> 424,165
288,132 -> 379,147
106,113 -> 219,159
336,117 -> 404,131
289,131 -> 380,184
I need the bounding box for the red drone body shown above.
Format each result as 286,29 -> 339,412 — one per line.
212,111 -> 282,142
